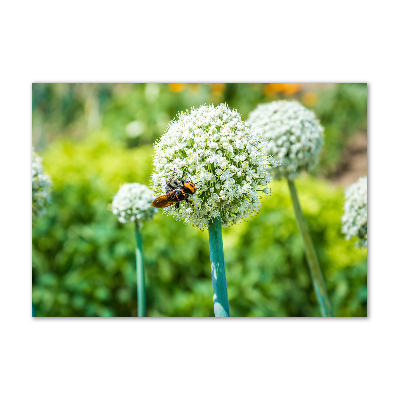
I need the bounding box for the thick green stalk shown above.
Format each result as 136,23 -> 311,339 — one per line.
208,215 -> 230,317
134,220 -> 146,317
287,179 -> 334,317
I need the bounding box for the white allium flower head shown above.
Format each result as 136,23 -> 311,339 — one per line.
111,183 -> 157,224
341,176 -> 367,248
151,103 -> 277,230
32,149 -> 52,220
247,100 -> 324,180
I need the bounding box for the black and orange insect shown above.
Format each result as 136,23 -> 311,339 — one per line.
152,177 -> 196,209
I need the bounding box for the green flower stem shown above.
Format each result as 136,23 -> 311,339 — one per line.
134,220 -> 146,317
32,301 -> 36,317
208,215 -> 230,317
287,179 -> 334,317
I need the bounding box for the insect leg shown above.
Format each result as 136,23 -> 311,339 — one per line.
175,202 -> 180,209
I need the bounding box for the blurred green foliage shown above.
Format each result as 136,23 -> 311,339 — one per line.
312,83 -> 368,175
32,83 -> 367,178
32,134 -> 367,317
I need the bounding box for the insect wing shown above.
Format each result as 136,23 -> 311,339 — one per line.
151,193 -> 178,208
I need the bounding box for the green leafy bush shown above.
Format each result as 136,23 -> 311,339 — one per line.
32,135 -> 367,317
312,83 -> 367,175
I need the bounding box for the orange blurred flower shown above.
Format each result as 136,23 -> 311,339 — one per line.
210,83 -> 225,94
302,92 -> 318,107
264,83 -> 282,97
282,83 -> 301,95
168,83 -> 185,93
264,83 -> 302,97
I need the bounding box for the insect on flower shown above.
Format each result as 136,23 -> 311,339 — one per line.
151,175 -> 197,210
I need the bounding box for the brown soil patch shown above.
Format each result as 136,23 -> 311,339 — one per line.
330,132 -> 368,186
301,83 -> 337,92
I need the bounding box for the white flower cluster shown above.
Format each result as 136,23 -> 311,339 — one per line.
247,100 -> 324,180
32,149 -> 52,220
111,183 -> 157,224
151,103 -> 276,230
341,176 -> 367,248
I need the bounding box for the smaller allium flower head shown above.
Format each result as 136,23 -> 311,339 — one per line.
32,149 -> 52,220
111,183 -> 157,224
151,103 -> 276,230
341,176 -> 367,248
247,100 -> 324,180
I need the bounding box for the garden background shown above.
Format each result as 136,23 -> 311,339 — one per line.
32,82 -> 367,317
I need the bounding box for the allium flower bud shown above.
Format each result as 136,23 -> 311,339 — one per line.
32,149 -> 52,220
111,183 -> 157,224
341,176 -> 367,248
247,100 -> 324,180
151,103 -> 276,230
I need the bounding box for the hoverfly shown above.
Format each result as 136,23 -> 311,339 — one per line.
152,175 -> 197,209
